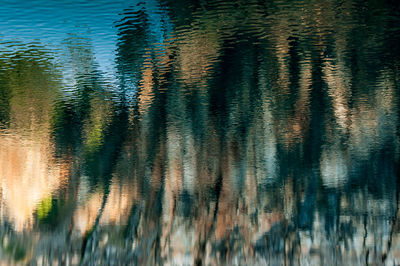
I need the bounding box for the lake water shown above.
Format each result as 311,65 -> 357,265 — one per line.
0,0 -> 399,265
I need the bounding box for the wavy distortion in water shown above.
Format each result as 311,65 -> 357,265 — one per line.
0,0 -> 400,265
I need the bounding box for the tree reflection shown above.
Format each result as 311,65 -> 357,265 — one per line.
110,0 -> 400,264
0,47 -> 66,233
0,0 -> 399,264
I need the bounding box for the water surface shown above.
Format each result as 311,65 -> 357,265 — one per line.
0,0 -> 400,265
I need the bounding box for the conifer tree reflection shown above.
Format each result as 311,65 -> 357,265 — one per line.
111,0 -> 400,264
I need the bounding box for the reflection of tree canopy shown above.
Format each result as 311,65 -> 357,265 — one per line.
0,48 -> 61,133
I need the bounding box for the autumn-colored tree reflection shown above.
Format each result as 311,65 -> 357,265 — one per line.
0,49 -> 68,234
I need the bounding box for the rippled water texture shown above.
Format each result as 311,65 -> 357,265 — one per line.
0,0 -> 400,265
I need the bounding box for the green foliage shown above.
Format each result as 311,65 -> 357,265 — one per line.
3,240 -> 27,261
36,195 -> 53,221
0,47 -> 61,132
